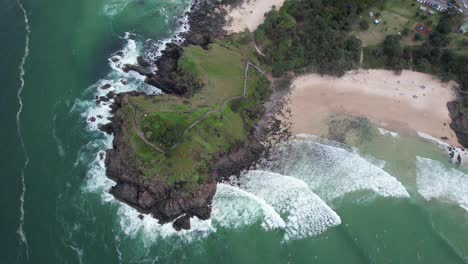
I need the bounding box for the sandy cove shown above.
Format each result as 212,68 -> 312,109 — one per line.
288,69 -> 461,146
224,0 -> 286,33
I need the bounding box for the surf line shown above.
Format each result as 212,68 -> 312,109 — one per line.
16,0 -> 31,259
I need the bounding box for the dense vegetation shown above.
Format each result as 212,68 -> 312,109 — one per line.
255,0 -> 467,104
254,0 -> 381,76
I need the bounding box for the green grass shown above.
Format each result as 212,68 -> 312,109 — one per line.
448,33 -> 468,55
353,0 -> 442,46
117,36 -> 270,188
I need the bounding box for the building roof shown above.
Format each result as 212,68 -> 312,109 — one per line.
460,21 -> 468,33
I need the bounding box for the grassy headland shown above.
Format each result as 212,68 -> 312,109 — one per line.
116,36 -> 269,188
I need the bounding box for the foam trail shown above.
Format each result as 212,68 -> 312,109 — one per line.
417,131 -> 468,165
212,183 -> 285,231
16,0 -> 31,258
261,138 -> 409,202
416,156 -> 468,212
240,171 -> 341,241
377,127 -> 399,138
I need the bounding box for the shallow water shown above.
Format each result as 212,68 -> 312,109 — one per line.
1,0 -> 468,263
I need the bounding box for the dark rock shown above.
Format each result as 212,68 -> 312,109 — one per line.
123,64 -> 151,76
110,183 -> 138,205
137,56 -> 151,67
138,190 -> 157,209
98,123 -> 113,135
106,91 -> 116,99
173,214 -> 191,231
138,214 -> 144,220
89,117 -> 96,122
99,96 -> 110,102
101,83 -> 112,90
441,136 -> 448,140
447,100 -> 468,147
187,33 -> 211,49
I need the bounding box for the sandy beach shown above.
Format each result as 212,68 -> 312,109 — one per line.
288,69 -> 461,146
224,0 -> 286,33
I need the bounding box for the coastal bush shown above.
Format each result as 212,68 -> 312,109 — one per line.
360,19 -> 370,31
254,0 -> 375,76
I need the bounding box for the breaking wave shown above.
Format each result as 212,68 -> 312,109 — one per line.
211,183 -> 285,231
416,156 -> 468,212
260,136 -> 410,202
239,171 -> 341,241
16,0 -> 30,258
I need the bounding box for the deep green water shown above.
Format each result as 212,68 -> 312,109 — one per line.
1,0 -> 468,263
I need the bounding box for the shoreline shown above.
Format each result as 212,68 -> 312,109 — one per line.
287,69 -> 460,146
99,0 -> 468,231
101,0 -> 291,230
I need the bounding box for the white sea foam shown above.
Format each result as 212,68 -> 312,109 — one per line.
416,156 -> 468,212
102,0 -> 132,16
212,183 -> 285,231
295,134 -> 386,169
16,0 -> 30,258
240,171 -> 341,241
262,138 -> 410,202
81,5 -> 201,243
117,203 -> 215,246
417,131 -> 468,165
378,127 -> 399,138
65,243 -> 84,264
52,113 -> 65,157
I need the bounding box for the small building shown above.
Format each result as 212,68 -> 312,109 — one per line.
460,21 -> 468,34
415,23 -> 432,35
374,19 -> 381,25
369,11 -> 374,17
419,5 -> 427,11
429,10 -> 435,15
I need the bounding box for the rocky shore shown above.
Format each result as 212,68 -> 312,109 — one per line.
99,0 -> 290,230
448,100 -> 468,147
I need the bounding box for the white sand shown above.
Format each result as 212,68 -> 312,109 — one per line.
288,69 -> 460,146
224,0 -> 286,33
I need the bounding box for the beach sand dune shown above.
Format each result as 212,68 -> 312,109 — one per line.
288,69 -> 460,146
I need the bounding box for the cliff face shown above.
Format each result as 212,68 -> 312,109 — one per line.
448,100 -> 468,147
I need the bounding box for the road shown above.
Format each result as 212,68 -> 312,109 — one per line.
455,0 -> 468,15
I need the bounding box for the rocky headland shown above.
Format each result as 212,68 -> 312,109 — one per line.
99,0 -> 289,230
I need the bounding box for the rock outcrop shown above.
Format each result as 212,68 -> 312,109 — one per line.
101,0 -> 290,230
448,100 -> 468,147
103,93 -> 217,229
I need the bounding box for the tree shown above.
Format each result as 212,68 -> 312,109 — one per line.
401,27 -> 410,36
414,33 -> 424,41
359,19 -> 369,30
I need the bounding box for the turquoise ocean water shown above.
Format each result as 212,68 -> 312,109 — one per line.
1,0 -> 468,263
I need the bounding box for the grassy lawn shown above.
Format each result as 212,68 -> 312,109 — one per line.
117,37 -> 270,187
353,0 -> 442,46
448,33 -> 468,54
